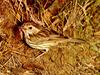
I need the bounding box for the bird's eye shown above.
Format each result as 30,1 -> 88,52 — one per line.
29,27 -> 32,29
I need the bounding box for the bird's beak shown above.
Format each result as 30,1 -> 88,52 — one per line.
19,27 -> 24,40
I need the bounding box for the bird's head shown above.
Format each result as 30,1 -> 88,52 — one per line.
21,22 -> 41,35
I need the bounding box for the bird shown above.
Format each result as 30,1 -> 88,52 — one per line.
20,22 -> 84,58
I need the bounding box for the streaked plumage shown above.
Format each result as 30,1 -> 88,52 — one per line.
20,22 -> 84,57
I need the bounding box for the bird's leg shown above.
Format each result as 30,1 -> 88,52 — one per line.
35,48 -> 49,60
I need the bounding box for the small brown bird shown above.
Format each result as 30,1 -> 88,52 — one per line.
20,22 -> 84,58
